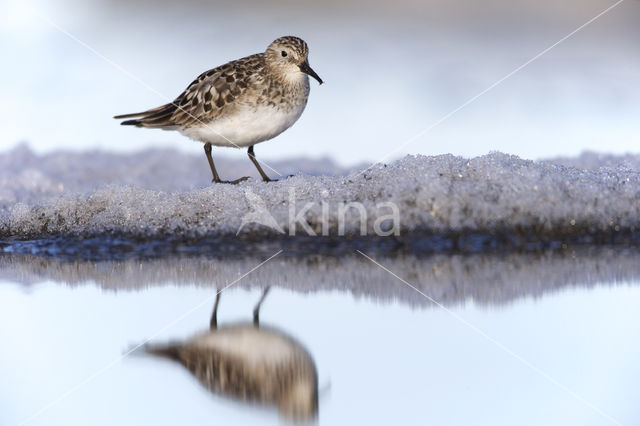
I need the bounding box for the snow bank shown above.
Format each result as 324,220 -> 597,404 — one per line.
1,145 -> 640,241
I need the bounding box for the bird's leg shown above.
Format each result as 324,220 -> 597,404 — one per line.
252,286 -> 271,327
204,142 -> 222,183
248,145 -> 272,182
204,142 -> 249,184
210,290 -> 221,330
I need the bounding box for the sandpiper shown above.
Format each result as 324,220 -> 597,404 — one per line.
114,36 -> 322,184
145,287 -> 318,420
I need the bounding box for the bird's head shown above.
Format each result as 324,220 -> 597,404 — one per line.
265,36 -> 323,85
277,376 -> 319,421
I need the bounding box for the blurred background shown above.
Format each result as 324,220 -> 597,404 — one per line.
1,0 -> 638,167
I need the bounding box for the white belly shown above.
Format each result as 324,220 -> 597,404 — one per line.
180,104 -> 306,148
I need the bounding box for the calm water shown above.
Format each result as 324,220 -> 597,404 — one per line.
1,250 -> 639,426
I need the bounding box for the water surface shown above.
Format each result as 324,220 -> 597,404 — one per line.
1,249 -> 638,425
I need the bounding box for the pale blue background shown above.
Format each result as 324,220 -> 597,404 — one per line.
1,0 -> 639,166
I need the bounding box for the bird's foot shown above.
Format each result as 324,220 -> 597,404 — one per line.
263,174 -> 295,182
212,176 -> 250,185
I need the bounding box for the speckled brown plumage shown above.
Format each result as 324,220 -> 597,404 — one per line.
115,36 -> 317,131
118,54 -> 261,128
114,36 -> 322,183
148,325 -> 318,411
145,288 -> 318,420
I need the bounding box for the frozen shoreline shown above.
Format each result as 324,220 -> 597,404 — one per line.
1,146 -> 640,243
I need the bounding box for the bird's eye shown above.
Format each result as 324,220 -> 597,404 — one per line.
281,51 -> 287,57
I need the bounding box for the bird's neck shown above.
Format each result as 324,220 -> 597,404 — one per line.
266,62 -> 309,89
281,71 -> 309,88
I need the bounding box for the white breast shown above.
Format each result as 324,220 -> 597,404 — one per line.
180,103 -> 307,148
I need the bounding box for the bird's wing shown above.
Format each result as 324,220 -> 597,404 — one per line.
115,54 -> 265,129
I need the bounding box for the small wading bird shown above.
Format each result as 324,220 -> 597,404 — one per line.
145,287 -> 319,420
114,36 -> 322,184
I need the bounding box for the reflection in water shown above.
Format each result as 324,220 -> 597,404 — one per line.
145,287 -> 318,421
3,247 -> 640,308
2,251 -> 640,425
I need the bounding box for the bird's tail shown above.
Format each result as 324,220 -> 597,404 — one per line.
114,102 -> 179,128
143,343 -> 182,361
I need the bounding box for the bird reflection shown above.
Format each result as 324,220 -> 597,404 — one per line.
145,286 -> 319,421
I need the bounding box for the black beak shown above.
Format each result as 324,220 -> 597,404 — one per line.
299,60 -> 323,85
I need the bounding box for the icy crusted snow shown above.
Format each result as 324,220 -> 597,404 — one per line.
1,145 -> 640,238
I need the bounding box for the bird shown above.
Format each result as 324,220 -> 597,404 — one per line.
145,287 -> 319,421
114,36 -> 323,184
